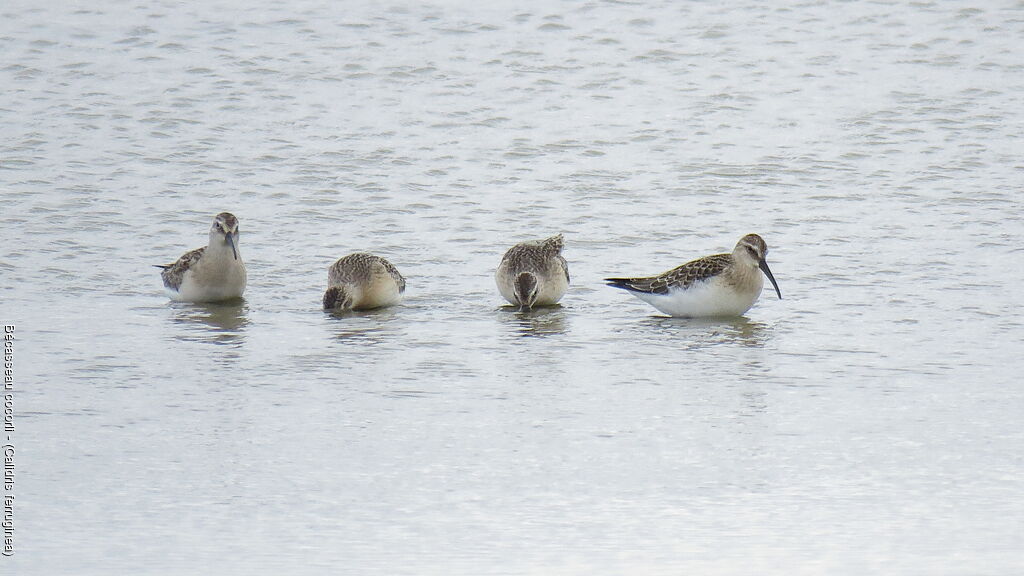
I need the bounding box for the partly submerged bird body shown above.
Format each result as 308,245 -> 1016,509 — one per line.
159,212 -> 246,303
323,253 -> 405,311
606,234 -> 781,318
495,234 -> 569,309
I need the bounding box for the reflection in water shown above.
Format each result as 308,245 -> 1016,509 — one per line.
497,305 -> 569,338
640,315 -> 771,349
740,390 -> 769,417
169,299 -> 249,346
326,307 -> 403,344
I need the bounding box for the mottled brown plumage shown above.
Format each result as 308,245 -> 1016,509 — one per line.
328,253 -> 405,291
605,253 -> 732,294
324,253 -> 405,311
157,247 -> 205,291
495,234 -> 569,308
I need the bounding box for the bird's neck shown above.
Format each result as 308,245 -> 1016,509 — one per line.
206,234 -> 239,261
727,259 -> 762,289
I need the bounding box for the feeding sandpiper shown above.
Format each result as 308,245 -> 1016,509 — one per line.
605,233 -> 781,318
495,234 -> 570,310
157,212 -> 247,303
323,253 -> 406,311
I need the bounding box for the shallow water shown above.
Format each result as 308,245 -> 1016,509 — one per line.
3,1 -> 1024,574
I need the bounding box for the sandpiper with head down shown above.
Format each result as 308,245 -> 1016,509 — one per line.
495,234 -> 570,310
323,253 -> 406,311
605,233 -> 781,318
157,212 -> 247,303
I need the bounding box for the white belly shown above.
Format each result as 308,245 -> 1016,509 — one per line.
170,266 -> 247,303
352,277 -> 403,310
631,277 -> 762,318
495,266 -> 568,307
535,272 -> 568,306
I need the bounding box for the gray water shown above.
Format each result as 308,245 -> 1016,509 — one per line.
3,0 -> 1024,574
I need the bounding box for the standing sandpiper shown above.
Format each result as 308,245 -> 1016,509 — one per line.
495,234 -> 570,310
605,233 -> 781,318
323,253 -> 406,311
157,212 -> 247,303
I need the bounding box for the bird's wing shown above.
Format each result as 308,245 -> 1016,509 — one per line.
606,254 -> 731,294
379,257 -> 406,293
160,247 -> 205,290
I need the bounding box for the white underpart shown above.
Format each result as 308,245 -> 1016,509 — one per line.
534,271 -> 568,305
349,275 -> 403,309
495,268 -> 568,306
495,273 -> 519,305
631,273 -> 765,318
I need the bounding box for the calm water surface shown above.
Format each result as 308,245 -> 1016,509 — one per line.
2,1 -> 1024,574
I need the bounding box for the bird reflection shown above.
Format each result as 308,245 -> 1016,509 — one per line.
169,299 -> 249,346
640,315 -> 770,348
325,306 -> 402,344
740,390 -> 768,417
498,304 -> 569,338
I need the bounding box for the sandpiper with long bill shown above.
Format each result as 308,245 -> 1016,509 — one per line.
605,233 -> 781,318
157,212 -> 247,303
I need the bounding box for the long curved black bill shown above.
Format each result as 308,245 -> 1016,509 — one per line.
759,259 -> 782,299
227,233 -> 238,260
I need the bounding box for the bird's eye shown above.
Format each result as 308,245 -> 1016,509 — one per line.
746,246 -> 759,258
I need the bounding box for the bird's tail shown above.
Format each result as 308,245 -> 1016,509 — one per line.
542,233 -> 564,254
604,277 -> 646,293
